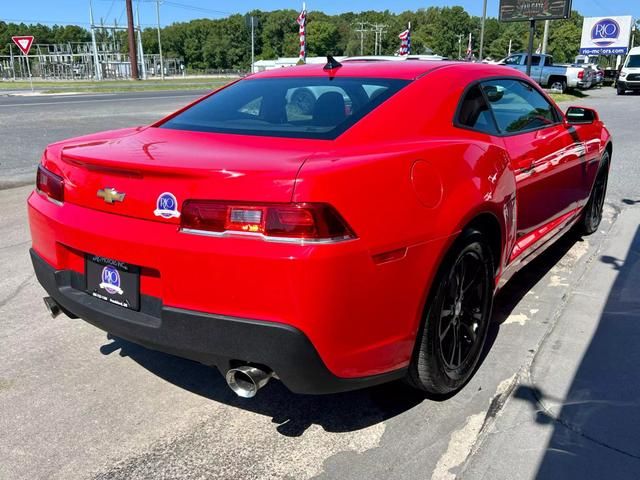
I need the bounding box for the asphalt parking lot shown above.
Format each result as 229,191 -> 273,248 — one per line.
1,86 -> 639,479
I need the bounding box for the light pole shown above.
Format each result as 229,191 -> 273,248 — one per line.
156,0 -> 165,80
478,0 -> 487,61
250,16 -> 255,73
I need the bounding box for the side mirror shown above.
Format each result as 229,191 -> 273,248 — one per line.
566,106 -> 598,125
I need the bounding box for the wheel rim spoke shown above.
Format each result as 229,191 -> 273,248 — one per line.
438,250 -> 488,372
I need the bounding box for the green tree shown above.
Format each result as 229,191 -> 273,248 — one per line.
307,20 -> 340,56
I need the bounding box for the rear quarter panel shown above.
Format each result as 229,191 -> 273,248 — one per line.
293,67 -> 517,355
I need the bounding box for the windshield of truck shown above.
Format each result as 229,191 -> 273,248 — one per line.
626,55 -> 640,68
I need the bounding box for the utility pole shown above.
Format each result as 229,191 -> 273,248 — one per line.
136,2 -> 147,80
89,0 -> 102,80
374,28 -> 379,55
371,24 -> 387,56
479,0 -> 487,61
542,20 -> 550,54
125,0 -> 139,79
355,22 -> 369,56
250,16 -> 255,73
156,0 -> 165,79
508,38 -> 512,56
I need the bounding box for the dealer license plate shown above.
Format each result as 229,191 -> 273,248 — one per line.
86,255 -> 140,311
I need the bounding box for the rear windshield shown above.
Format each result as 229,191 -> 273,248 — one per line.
159,77 -> 410,140
626,55 -> 640,68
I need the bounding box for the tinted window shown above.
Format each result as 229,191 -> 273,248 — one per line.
544,56 -> 553,66
481,79 -> 558,133
457,85 -> 498,134
159,77 -> 409,140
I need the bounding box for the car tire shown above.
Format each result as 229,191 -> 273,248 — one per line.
290,88 -> 316,116
407,229 -> 494,396
617,85 -> 625,95
549,79 -> 567,93
578,151 -> 610,235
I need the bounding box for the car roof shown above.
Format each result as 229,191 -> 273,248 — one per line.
249,60 -> 518,81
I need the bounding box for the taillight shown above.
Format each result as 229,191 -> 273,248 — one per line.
578,70 -> 584,79
181,201 -> 356,242
36,164 -> 64,203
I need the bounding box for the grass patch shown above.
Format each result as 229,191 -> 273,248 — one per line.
548,89 -> 589,103
0,77 -> 237,93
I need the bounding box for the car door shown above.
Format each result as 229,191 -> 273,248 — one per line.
481,78 -> 586,239
529,55 -> 543,83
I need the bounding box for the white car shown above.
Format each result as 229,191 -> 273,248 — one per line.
617,46 -> 640,95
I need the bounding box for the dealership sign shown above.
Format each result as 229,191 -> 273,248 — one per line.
499,0 -> 572,22
580,16 -> 633,55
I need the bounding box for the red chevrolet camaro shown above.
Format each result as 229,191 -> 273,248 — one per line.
29,59 -> 611,398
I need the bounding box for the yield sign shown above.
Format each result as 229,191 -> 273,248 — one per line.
12,36 -> 34,56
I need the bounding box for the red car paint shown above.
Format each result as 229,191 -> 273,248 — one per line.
28,61 -> 611,381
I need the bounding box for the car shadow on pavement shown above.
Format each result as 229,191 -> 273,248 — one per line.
100,333 -> 425,437
98,229 -> 584,437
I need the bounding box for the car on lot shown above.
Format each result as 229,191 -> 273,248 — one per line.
617,46 -> 640,95
499,53 -> 594,92
29,60 -> 611,398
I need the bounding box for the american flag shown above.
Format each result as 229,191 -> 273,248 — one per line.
398,26 -> 411,56
297,7 -> 307,63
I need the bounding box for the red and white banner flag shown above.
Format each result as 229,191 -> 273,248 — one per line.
398,24 -> 411,56
466,32 -> 473,60
296,6 -> 307,63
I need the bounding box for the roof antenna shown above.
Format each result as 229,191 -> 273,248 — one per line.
324,55 -> 343,71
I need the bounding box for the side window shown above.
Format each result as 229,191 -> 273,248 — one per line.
481,79 -> 558,134
544,56 -> 553,66
531,55 -> 541,66
457,85 -> 498,135
503,55 -> 522,66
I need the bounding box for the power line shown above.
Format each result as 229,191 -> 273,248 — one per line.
97,0 -> 231,16
104,0 -> 117,21
162,1 -> 231,16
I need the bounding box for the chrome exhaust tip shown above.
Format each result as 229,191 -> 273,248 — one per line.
225,366 -> 273,398
43,297 -> 61,319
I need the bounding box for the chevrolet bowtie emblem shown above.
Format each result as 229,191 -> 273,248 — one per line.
97,187 -> 125,204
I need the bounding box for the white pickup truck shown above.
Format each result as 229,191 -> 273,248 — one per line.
498,53 -> 593,92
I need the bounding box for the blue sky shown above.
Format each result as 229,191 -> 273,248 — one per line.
1,1 -> 637,28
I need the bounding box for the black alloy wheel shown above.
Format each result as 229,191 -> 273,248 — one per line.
408,229 -> 494,396
438,250 -> 487,372
579,152 -> 610,235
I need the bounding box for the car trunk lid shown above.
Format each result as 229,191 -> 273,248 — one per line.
55,127 -> 320,223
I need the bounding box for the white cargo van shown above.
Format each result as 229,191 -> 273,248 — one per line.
617,46 -> 640,95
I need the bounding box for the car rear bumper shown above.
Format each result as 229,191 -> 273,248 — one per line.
28,190 -> 448,390
31,248 -> 406,394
